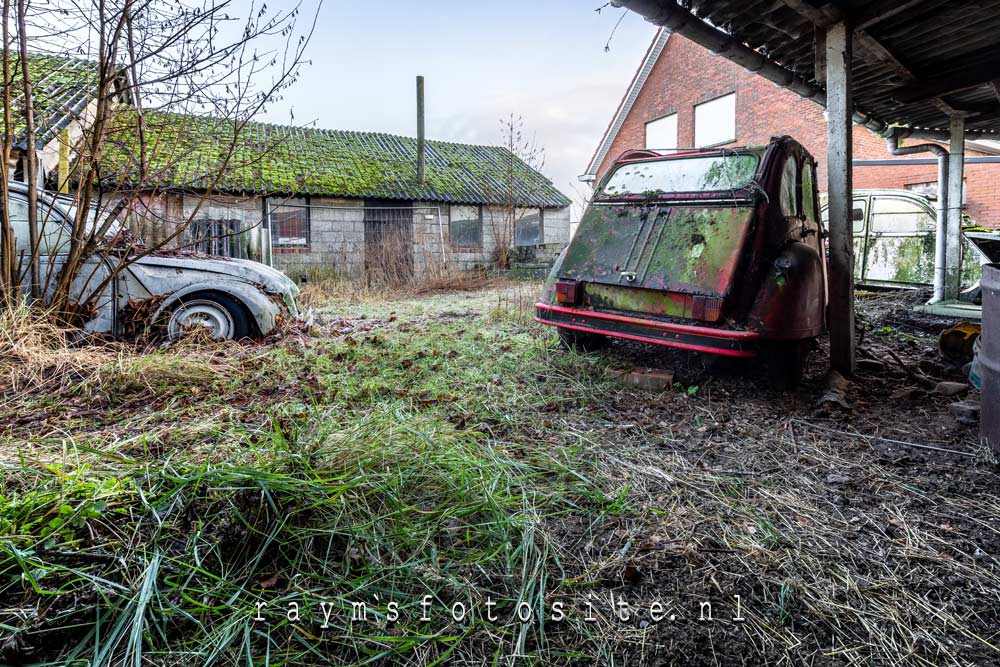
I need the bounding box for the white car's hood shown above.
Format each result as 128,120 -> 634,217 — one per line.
131,255 -> 298,296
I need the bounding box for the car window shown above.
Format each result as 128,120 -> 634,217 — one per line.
601,153 -> 760,196
821,197 -> 867,235
870,196 -> 934,234
9,195 -> 70,255
780,157 -> 799,217
9,197 -> 30,247
801,162 -> 817,222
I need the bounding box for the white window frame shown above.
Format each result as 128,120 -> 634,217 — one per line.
645,113 -> 678,151
694,92 -> 736,148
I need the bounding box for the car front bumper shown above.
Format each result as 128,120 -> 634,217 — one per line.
535,302 -> 761,357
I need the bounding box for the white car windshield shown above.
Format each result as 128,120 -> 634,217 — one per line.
601,154 -> 760,197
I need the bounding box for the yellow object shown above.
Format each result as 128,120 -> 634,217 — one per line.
58,128 -> 69,193
939,321 -> 981,362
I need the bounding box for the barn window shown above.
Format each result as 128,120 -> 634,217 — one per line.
515,209 -> 543,246
269,199 -> 310,247
449,204 -> 482,248
694,93 -> 736,148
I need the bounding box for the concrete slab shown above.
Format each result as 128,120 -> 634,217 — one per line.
914,300 -> 982,320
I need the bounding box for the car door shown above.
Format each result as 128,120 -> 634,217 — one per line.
864,194 -> 935,287
9,190 -> 117,332
820,195 -> 868,284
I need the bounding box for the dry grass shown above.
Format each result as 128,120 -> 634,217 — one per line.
1,303 -> 236,398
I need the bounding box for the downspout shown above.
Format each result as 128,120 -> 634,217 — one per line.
884,128 -> 948,303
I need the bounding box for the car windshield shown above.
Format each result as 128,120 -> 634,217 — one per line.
600,153 -> 760,197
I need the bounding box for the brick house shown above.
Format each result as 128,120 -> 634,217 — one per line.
581,30 -> 1000,228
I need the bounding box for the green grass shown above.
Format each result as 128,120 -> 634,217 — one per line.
0,289 -> 619,665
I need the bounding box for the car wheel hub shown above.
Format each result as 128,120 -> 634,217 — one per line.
167,300 -> 234,340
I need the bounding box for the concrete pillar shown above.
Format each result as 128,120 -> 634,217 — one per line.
825,22 -> 855,375
945,116 -> 965,300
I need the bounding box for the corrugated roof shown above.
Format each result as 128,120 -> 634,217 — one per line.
100,109 -> 571,208
615,0 -> 1000,137
1,53 -> 101,149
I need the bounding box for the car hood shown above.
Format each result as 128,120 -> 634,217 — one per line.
131,255 -> 298,295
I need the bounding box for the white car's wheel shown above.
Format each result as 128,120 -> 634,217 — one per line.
166,295 -> 249,340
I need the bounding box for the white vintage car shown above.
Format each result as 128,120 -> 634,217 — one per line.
8,182 -> 299,339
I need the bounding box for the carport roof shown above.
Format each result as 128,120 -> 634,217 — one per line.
613,0 -> 1000,137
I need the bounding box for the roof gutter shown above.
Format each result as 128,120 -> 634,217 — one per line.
610,0 -> 994,142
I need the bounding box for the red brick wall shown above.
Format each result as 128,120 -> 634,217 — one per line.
595,34 -> 1000,228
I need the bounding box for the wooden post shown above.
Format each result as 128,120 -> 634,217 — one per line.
416,75 -> 426,185
58,128 -> 70,194
945,115 -> 965,300
825,22 -> 855,375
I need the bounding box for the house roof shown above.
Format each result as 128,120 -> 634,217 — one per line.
2,53 -> 102,150
581,29 -> 670,181
100,109 -> 571,208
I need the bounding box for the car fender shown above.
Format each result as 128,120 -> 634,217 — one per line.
538,246 -> 570,306
747,241 -> 826,339
150,280 -> 284,335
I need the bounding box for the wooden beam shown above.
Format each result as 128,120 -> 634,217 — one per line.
932,98 -> 981,118
854,30 -> 915,82
781,0 -> 841,26
892,59 -> 1000,103
854,0 -> 939,31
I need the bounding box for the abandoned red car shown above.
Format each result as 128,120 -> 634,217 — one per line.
536,136 -> 827,387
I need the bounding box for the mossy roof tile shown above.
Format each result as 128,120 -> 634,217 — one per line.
101,108 -> 570,208
1,52 -> 102,149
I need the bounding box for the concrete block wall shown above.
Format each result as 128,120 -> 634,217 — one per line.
273,197 -> 365,279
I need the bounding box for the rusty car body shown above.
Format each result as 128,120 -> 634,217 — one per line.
9,182 -> 299,339
536,136 -> 827,387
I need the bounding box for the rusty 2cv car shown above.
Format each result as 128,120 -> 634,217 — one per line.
9,182 -> 300,340
536,136 -> 827,388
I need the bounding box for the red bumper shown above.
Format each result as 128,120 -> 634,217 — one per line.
535,302 -> 760,358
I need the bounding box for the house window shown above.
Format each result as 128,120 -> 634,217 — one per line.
269,199 -> 310,247
694,93 -> 736,148
645,113 -> 677,150
905,180 -> 967,206
449,204 -> 482,248
515,209 -> 543,246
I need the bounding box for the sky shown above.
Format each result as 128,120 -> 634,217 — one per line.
256,1 -> 659,218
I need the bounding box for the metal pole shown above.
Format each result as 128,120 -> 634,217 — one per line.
884,131 -> 948,304
436,207 -> 448,271
825,22 -> 855,375
416,76 -> 426,185
945,116 -> 965,300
